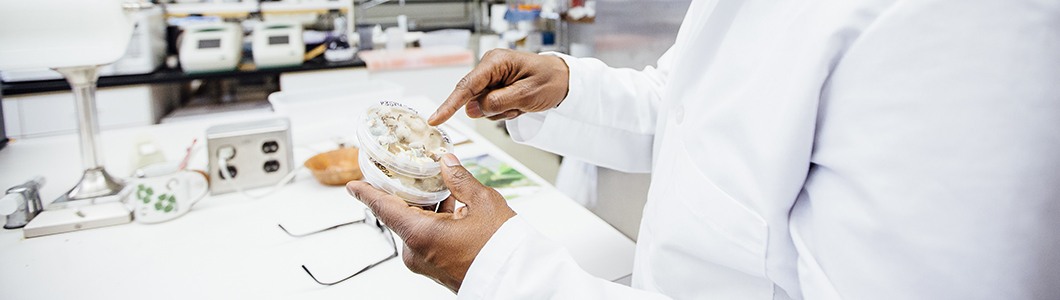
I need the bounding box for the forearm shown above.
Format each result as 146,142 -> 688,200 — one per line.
545,52 -> 668,136
505,51 -> 674,173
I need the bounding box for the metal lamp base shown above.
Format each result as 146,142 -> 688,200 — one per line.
41,66 -> 129,212
20,64 -> 135,237
48,167 -> 127,210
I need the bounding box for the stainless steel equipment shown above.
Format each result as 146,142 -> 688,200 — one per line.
0,177 -> 45,229
48,66 -> 128,207
0,0 -> 153,209
0,0 -> 154,237
206,118 -> 294,195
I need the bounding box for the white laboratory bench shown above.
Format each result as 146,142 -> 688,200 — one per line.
0,95 -> 635,299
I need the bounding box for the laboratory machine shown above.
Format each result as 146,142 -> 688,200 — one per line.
252,21 -> 305,68
0,5 -> 167,82
179,22 -> 243,73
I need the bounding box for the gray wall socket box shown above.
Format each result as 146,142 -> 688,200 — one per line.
206,118 -> 294,195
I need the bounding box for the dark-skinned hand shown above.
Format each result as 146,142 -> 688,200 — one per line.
427,48 -> 570,125
346,153 -> 517,293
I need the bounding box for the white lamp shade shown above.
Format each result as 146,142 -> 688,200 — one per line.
0,0 -> 136,70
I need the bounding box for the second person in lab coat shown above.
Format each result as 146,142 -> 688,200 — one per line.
347,0 -> 1060,299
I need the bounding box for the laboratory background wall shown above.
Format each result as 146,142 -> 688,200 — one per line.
590,0 -> 691,69
357,1 -> 478,31
572,0 -> 692,241
0,0 -> 690,242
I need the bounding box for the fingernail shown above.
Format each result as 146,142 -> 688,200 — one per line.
442,153 -> 460,167
346,182 -> 357,197
428,112 -> 439,122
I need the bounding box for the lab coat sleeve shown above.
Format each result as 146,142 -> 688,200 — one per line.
457,215 -> 672,300
506,48 -> 674,173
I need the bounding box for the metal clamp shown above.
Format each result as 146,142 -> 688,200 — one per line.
122,1 -> 155,13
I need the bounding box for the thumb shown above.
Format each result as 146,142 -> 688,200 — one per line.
439,154 -> 496,207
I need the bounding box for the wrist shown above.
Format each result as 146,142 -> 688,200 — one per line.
456,215 -> 535,299
539,52 -> 572,109
550,55 -> 570,108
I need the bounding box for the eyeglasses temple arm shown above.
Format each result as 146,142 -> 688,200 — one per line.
278,219 -> 366,238
302,225 -> 401,286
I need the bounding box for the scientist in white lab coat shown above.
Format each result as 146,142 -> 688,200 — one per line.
347,0 -> 1060,299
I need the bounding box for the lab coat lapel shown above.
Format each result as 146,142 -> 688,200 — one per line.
668,0 -> 747,105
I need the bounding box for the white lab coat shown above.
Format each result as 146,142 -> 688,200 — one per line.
457,0 -> 1060,299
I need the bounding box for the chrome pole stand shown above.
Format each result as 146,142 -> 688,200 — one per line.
49,65 -> 126,208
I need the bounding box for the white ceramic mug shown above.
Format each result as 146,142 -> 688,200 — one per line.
127,167 -> 209,224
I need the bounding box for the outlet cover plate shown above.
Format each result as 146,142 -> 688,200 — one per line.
206,118 -> 294,195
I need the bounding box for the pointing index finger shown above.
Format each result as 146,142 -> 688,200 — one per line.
429,61 -> 497,126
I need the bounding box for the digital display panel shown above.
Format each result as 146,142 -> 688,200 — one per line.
198,39 -> 221,49
268,36 -> 290,45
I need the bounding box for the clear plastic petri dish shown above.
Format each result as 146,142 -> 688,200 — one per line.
356,101 -> 454,179
356,101 -> 453,207
358,149 -> 450,207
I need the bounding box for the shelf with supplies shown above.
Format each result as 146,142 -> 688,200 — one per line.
163,0 -> 354,18
0,56 -> 366,97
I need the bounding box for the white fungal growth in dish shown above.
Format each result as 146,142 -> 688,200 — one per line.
397,173 -> 446,193
365,107 -> 449,164
368,154 -> 447,193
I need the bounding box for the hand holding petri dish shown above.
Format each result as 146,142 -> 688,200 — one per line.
356,101 -> 454,208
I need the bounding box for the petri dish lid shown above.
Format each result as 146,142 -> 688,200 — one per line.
356,101 -> 454,178
358,150 -> 449,206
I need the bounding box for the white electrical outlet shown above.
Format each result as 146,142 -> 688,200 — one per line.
206,118 -> 294,195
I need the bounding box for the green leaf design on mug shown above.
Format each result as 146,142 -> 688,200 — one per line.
167,195 -> 176,203
154,202 -> 163,210
137,184 -> 150,203
164,204 -> 174,213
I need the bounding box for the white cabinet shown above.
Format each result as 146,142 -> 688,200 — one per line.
1,84 -> 178,139
2,96 -> 20,139
279,68 -> 370,93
